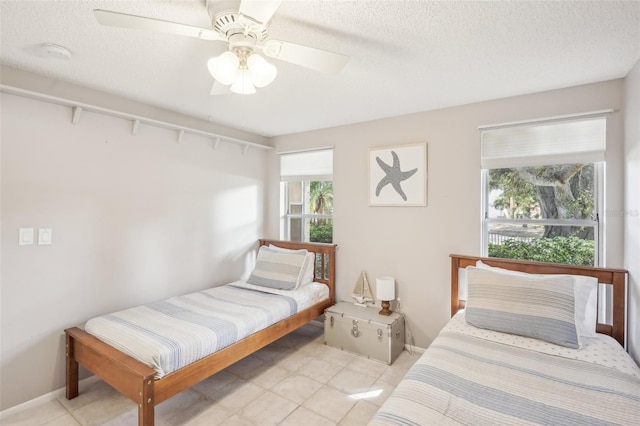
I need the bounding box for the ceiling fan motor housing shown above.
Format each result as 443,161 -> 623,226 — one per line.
206,0 -> 268,43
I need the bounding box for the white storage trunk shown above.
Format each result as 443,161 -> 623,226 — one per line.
324,302 -> 405,364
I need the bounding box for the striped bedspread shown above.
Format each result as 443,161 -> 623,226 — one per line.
371,323 -> 640,425
84,284 -> 298,378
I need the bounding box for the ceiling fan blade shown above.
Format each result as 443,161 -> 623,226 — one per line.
238,0 -> 282,24
94,9 -> 222,41
261,40 -> 348,74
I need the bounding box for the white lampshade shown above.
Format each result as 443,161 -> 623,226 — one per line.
247,53 -> 277,88
376,277 -> 395,301
230,69 -> 256,95
207,51 -> 239,85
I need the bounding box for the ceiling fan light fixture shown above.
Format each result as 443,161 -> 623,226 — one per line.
94,5 -> 350,97
247,53 -> 277,88
230,69 -> 256,94
207,51 -> 239,85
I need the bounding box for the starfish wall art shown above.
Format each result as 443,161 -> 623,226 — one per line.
369,142 -> 427,206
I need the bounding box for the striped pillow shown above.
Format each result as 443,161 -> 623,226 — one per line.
269,244 -> 316,285
465,266 -> 581,348
247,246 -> 308,290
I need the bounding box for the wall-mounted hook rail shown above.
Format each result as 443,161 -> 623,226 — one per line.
1,85 -> 273,153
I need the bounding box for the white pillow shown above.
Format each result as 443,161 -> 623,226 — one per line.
268,245 -> 315,285
476,260 -> 598,337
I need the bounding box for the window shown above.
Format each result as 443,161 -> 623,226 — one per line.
481,114 -> 607,266
280,148 -> 333,243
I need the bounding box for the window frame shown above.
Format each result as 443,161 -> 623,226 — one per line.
480,161 -> 604,267
279,148 -> 334,243
281,180 -> 333,242
478,112 -> 609,267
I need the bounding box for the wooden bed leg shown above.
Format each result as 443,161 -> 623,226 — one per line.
65,332 -> 79,400
138,378 -> 154,426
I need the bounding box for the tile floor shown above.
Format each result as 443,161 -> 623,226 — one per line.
2,322 -> 420,426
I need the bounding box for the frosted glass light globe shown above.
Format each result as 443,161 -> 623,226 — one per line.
247,54 -> 277,88
207,51 -> 239,85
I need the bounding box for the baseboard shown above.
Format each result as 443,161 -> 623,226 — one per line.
0,375 -> 100,420
310,316 -> 324,328
405,343 -> 426,354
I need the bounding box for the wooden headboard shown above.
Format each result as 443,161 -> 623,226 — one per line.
259,239 -> 337,303
450,254 -> 628,347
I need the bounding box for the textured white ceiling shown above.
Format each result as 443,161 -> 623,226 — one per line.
1,0 -> 639,137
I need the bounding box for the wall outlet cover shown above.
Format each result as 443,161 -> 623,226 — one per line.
38,228 -> 53,245
19,228 -> 35,245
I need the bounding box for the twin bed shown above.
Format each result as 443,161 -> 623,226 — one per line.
371,254 -> 640,425
65,239 -> 336,426
66,245 -> 640,426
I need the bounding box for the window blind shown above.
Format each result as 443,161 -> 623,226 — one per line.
481,116 -> 606,169
280,148 -> 333,181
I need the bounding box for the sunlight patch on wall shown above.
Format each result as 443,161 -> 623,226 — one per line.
211,184 -> 259,230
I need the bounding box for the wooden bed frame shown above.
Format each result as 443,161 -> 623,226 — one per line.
65,239 -> 337,426
450,254 -> 628,347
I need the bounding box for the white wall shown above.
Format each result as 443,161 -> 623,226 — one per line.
268,79 -> 627,352
624,58 -> 640,361
0,93 -> 267,410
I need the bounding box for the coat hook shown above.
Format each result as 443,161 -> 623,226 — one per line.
71,106 -> 82,125
132,119 -> 140,135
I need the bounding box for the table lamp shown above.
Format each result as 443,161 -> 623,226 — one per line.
376,277 -> 395,316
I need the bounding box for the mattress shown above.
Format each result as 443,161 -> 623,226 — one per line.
84,281 -> 329,378
371,312 -> 640,425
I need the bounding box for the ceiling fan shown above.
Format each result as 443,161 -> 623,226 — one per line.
94,0 -> 349,95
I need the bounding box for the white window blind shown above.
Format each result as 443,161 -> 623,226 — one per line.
280,148 -> 333,181
481,116 -> 606,169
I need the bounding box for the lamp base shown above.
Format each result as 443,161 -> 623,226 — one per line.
379,300 -> 392,316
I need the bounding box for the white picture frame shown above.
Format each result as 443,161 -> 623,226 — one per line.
369,142 -> 427,206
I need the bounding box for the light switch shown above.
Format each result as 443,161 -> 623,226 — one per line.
38,228 -> 53,245
19,228 -> 34,245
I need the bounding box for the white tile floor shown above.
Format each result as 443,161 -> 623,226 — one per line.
2,323 -> 420,426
